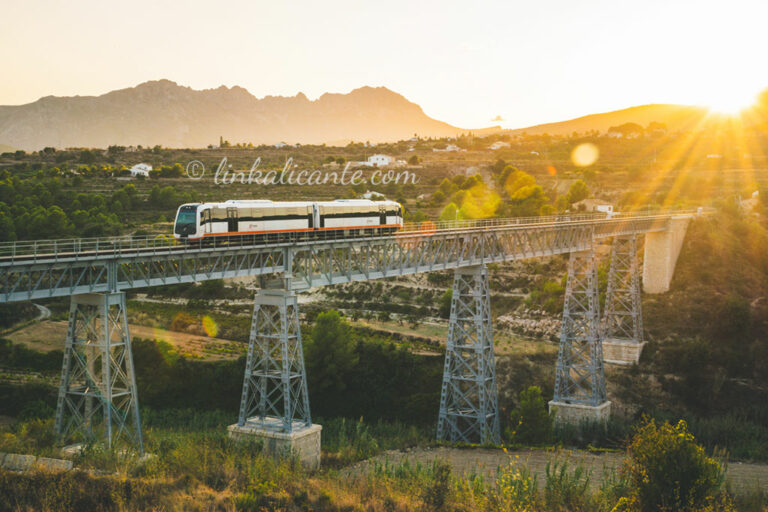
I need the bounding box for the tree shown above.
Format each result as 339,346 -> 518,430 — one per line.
624,418 -> 727,512
79,150 -> 96,164
608,122 -> 644,138
491,158 -> 507,175
304,310 -> 359,398
431,190 -> 446,204
439,202 -> 461,221
567,180 -> 590,205
500,169 -> 548,217
507,386 -> 552,445
408,155 -> 420,165
438,290 -> 453,319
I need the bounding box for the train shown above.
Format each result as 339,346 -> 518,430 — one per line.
173,199 -> 404,242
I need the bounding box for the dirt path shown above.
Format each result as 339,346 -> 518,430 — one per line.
349,447 -> 768,494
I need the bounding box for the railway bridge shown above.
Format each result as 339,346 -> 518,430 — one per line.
0,210 -> 698,467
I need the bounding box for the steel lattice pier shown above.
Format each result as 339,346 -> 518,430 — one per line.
602,235 -> 645,364
54,292 -> 143,452
238,288 -> 311,433
552,246 -> 607,407
436,265 -> 500,444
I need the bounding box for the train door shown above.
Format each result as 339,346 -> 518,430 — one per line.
311,204 -> 319,229
202,209 -> 212,233
227,207 -> 238,233
379,205 -> 387,226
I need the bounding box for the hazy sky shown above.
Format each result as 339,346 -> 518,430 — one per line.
1,0 -> 767,129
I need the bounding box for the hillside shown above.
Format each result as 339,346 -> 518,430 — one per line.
0,80 -> 469,151
508,104 -> 711,136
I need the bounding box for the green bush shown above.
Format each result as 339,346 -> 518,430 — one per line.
507,386 -> 553,445
544,457 -> 592,511
624,418 -> 728,512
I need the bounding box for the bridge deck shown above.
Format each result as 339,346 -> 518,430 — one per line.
0,211 -> 699,302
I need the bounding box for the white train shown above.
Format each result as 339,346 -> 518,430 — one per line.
173,199 -> 403,242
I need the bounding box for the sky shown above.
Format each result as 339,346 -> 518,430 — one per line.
1,0 -> 767,129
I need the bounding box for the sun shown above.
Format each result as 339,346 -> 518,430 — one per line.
707,91 -> 756,115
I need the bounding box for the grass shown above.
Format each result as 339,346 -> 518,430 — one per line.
0,411 -> 758,511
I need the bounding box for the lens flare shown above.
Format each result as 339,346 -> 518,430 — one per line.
202,315 -> 219,337
461,183 -> 500,218
420,220 -> 437,233
571,143 -> 599,167
152,326 -> 170,343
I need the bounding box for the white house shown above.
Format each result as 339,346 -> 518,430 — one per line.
572,198 -> 614,214
274,142 -> 288,148
365,154 -> 394,167
129,163 -> 152,178
489,141 -> 510,150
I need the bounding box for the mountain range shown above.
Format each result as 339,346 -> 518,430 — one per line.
0,80 -> 750,151
507,104 -> 712,136
0,80 -> 473,151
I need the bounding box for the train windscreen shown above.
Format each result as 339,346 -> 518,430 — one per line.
174,206 -> 197,235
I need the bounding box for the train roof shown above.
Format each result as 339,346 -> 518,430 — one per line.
185,199 -> 401,209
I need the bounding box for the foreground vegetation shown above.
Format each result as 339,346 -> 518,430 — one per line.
1,410 -> 762,511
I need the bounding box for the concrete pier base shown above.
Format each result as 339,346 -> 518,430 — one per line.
602,339 -> 646,365
228,419 -> 322,470
548,400 -> 611,424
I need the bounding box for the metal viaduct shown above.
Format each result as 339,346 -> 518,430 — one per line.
0,210 -> 698,465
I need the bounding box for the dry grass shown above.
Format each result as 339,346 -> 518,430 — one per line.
6,320 -> 245,361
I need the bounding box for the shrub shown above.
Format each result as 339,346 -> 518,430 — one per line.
544,457 -> 592,511
623,418 -> 727,512
438,289 -> 452,319
507,386 -> 553,445
491,459 -> 540,511
421,460 -> 453,511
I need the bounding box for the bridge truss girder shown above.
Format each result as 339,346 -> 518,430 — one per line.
0,217 -> 667,302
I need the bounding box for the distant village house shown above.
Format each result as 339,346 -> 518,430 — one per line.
129,163 -> 152,178
365,154 -> 394,167
571,198 -> 614,214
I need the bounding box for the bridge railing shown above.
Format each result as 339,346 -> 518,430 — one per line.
397,209 -> 703,234
0,209 -> 703,263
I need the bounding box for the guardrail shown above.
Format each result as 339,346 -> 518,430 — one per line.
0,209 -> 706,263
398,209 -> 704,233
